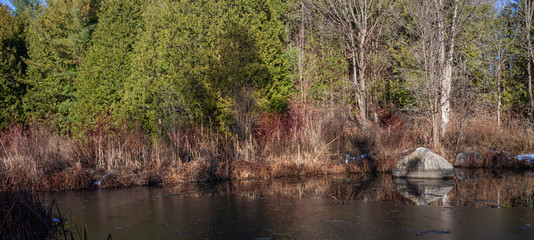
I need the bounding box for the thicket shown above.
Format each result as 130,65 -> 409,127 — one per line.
2,0 -> 534,190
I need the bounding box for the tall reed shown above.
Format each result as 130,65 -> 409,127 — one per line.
1,103 -> 534,192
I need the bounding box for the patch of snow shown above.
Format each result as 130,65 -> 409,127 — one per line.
516,154 -> 534,162
416,147 -> 428,151
345,154 -> 363,164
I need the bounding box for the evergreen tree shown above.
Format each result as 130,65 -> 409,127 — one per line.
73,0 -> 143,131
122,0 -> 214,132
9,0 -> 43,16
0,4 -> 28,128
23,0 -> 100,129
124,0 -> 291,135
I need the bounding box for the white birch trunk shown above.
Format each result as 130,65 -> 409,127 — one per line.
358,29 -> 368,130
525,0 -> 534,119
438,0 -> 458,134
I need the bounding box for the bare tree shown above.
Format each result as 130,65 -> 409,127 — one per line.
307,0 -> 393,130
488,1 -> 514,127
398,0 -> 476,148
401,0 -> 443,149
437,0 -> 460,134
519,0 -> 534,120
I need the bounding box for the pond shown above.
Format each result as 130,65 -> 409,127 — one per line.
46,169 -> 534,239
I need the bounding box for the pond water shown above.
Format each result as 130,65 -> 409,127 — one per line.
46,169 -> 534,239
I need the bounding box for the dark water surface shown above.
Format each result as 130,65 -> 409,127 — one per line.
46,170 -> 534,239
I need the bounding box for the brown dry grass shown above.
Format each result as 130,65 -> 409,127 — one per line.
2,103 -> 534,192
444,111 -> 534,168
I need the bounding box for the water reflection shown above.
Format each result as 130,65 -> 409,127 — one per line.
46,170 -> 534,239
393,178 -> 454,205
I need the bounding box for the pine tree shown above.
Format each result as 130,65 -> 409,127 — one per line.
123,0 -> 292,134
23,0 -> 100,130
0,4 -> 28,128
73,0 -> 143,131
9,0 -> 43,16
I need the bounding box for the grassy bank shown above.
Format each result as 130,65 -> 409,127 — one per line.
1,105 -> 534,192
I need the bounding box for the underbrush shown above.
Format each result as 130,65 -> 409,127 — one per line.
1,104 -> 534,192
0,104 -> 369,191
443,112 -> 534,168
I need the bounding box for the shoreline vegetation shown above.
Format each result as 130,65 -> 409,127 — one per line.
1,104 -> 533,192
0,190 -> 79,240
3,0 -> 534,238
1,0 -> 534,193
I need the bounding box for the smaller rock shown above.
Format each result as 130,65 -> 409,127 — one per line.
454,150 -> 482,167
393,148 -> 453,179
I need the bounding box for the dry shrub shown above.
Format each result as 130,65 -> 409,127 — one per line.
4,102 -> 534,192
0,126 -> 89,191
226,160 -> 269,180
43,163 -> 91,191
445,111 -> 534,168
0,102 -> 381,191
352,112 -> 422,172
447,115 -> 531,154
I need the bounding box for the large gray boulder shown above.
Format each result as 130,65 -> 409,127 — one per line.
392,148 -> 454,179
454,150 -> 482,167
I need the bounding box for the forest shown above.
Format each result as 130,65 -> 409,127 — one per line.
1,0 -> 534,191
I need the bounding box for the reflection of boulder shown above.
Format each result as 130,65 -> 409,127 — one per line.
393,178 -> 454,205
393,148 -> 454,179
454,168 -> 486,180
454,150 -> 482,167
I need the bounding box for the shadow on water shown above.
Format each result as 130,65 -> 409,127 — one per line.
46,169 -> 534,239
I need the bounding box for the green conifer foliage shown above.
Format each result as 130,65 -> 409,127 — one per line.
0,4 -> 28,128
23,0 -> 99,130
9,0 -> 43,16
73,0 -> 143,131
124,0 -> 291,134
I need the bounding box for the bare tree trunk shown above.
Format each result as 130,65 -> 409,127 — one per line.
529,56 -> 533,119
520,0 -> 534,119
494,54 -> 502,128
308,0 -> 392,130
497,67 -> 502,127
432,111 -> 440,150
527,2 -> 534,119
298,0 -> 306,104
358,30 -> 368,129
437,0 -> 458,135
352,50 -> 367,129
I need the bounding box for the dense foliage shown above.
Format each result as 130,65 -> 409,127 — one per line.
1,0 -> 534,138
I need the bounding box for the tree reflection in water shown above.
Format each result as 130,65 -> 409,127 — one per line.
180,169 -> 534,207
46,170 -> 534,239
